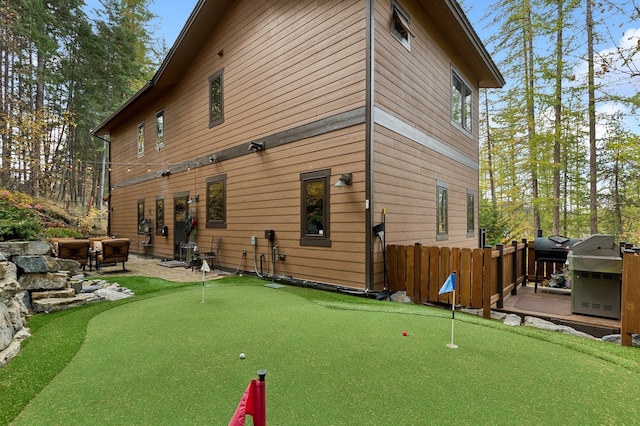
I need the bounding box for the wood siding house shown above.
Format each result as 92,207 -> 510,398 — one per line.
92,0 -> 504,291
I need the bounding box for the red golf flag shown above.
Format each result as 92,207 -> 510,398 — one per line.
229,372 -> 266,426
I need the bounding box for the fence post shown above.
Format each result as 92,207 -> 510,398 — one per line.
621,249 -> 640,346
414,242 -> 422,304
496,244 -> 504,308
511,240 -> 518,295
482,246 -> 493,319
521,238 -> 528,286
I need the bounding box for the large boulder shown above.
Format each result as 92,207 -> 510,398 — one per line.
0,303 -> 13,351
18,272 -> 68,291
12,255 -> 50,273
31,296 -> 86,313
0,341 -> 21,367
0,241 -> 51,257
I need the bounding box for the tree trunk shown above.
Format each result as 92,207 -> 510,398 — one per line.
587,0 -> 598,234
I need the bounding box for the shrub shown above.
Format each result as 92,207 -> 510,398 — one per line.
0,191 -> 42,241
42,227 -> 83,239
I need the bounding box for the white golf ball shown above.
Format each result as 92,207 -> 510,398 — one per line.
239,353 -> 246,359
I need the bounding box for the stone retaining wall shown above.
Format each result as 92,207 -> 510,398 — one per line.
0,241 -> 85,366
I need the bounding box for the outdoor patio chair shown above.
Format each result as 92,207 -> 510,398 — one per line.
95,238 -> 130,272
55,239 -> 90,271
196,236 -> 221,271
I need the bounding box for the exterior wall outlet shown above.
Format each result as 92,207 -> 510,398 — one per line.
250,236 -> 257,246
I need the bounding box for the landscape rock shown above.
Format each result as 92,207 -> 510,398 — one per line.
31,296 -> 87,313
0,341 -> 21,367
524,316 -> 596,339
31,288 -> 76,300
601,334 -> 640,347
12,256 -> 50,273
6,300 -> 24,332
390,291 -> 412,303
94,287 -> 134,301
53,259 -> 79,274
13,328 -> 31,341
18,272 -> 68,291
0,304 -> 13,351
13,291 -> 30,315
503,313 -> 522,326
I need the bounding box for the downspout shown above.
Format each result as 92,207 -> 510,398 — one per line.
365,0 -> 375,291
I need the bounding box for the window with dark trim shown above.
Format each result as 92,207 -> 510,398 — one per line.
391,1 -> 412,51
155,196 -> 165,236
137,122 -> 145,157
208,69 -> 224,128
137,199 -> 145,234
452,70 -> 472,132
156,110 -> 164,149
206,174 -> 227,228
436,181 -> 448,240
467,190 -> 475,237
300,169 -> 331,247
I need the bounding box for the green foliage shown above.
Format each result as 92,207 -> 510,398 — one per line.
42,227 -> 82,240
0,189 -> 42,241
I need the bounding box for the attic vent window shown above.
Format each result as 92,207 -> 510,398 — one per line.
391,3 -> 412,51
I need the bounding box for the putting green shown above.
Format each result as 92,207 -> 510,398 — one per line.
14,284 -> 640,425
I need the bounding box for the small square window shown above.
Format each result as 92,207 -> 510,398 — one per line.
391,2 -> 412,51
209,69 -> 224,128
437,181 -> 448,241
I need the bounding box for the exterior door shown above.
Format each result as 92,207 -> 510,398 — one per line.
174,195 -> 188,259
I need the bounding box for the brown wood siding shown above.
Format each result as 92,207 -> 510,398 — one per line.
373,0 -> 480,159
110,124 -> 368,289
110,0 -> 367,191
372,125 -> 477,247
368,0 -> 481,290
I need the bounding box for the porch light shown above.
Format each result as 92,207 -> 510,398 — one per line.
334,173 -> 352,188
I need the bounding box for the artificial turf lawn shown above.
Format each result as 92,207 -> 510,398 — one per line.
7,278 -> 640,425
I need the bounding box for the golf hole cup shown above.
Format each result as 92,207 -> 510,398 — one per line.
239,352 -> 246,359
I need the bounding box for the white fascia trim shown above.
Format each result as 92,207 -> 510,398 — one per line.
373,106 -> 478,170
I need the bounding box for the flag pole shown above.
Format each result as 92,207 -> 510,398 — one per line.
447,289 -> 458,349
201,260 -> 211,303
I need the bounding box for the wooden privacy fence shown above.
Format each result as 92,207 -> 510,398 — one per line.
386,241 -> 528,319
621,250 -> 640,347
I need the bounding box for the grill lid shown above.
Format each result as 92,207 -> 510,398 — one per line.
534,234 -> 579,261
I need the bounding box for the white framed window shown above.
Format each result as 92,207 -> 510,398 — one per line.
451,70 -> 472,132
391,1 -> 413,51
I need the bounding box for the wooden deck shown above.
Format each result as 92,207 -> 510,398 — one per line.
495,284 -> 621,338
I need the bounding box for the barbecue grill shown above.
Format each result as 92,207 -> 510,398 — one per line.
567,234 -> 622,319
533,231 -> 580,292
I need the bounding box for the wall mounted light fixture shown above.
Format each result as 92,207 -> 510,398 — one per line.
161,170 -> 172,177
209,154 -> 218,163
334,173 -> 352,188
248,141 -> 265,151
